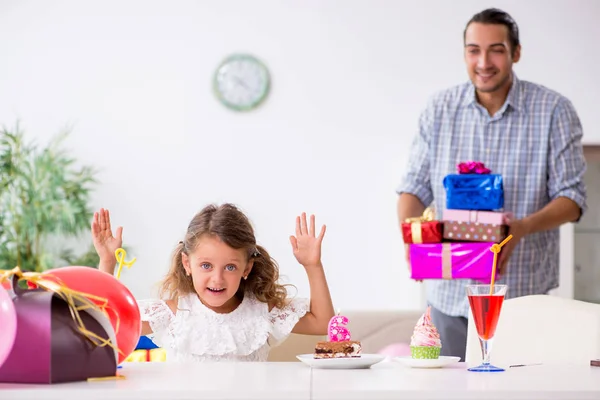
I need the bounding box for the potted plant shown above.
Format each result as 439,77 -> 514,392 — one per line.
0,123 -> 99,272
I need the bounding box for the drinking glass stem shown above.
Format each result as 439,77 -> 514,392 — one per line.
479,337 -> 494,365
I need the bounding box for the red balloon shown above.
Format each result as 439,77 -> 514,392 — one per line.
43,267 -> 141,364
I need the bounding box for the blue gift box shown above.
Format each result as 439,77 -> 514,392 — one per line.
443,174 -> 504,210
135,335 -> 159,350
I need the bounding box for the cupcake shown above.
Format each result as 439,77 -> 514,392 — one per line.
410,306 -> 442,359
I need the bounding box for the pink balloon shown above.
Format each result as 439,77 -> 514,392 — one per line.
0,284 -> 17,368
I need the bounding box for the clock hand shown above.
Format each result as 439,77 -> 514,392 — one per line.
233,76 -> 249,90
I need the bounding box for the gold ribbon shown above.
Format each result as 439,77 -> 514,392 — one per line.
411,224 -> 423,244
87,374 -> 126,382
404,207 -> 435,244
441,243 -> 452,279
0,267 -> 125,358
115,248 -> 136,280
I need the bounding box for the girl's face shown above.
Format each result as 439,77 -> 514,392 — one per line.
181,235 -> 253,313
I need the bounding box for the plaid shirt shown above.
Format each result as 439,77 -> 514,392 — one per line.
397,73 -> 587,318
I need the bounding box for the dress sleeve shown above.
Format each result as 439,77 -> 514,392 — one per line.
268,297 -> 309,347
138,299 -> 175,348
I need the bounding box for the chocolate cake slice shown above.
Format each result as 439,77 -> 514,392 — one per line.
314,340 -> 362,359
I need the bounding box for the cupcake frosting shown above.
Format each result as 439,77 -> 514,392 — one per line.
410,306 -> 442,347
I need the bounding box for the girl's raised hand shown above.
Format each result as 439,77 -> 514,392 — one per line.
289,212 -> 326,268
91,208 -> 123,263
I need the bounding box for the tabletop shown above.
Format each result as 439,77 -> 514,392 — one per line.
1,360 -> 599,400
0,362 -> 311,400
311,360 -> 600,400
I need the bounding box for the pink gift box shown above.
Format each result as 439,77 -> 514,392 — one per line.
443,209 -> 513,225
408,242 -> 496,281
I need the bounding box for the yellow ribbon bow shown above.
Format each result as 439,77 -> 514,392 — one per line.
115,248 -> 136,280
404,207 -> 436,244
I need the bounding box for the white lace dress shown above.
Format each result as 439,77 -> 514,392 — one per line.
138,292 -> 309,362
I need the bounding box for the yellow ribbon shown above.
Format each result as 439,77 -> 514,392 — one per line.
404,207 -> 435,223
115,248 -> 136,280
87,374 -> 126,382
0,267 -> 125,358
405,207 -> 435,244
410,224 -> 423,244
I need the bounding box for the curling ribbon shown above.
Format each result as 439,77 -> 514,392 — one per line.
115,248 -> 136,280
0,266 -> 124,357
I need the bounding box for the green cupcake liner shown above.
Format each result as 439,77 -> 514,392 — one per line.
410,345 -> 441,359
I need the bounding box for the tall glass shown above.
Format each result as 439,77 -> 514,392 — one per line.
466,284 -> 507,372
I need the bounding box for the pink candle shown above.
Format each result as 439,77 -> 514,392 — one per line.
328,312 -> 351,342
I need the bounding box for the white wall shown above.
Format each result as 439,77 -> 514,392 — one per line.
0,0 -> 597,310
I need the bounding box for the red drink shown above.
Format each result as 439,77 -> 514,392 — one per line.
468,295 -> 504,340
466,284 -> 507,372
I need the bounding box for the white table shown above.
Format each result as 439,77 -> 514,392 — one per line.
311,360 -> 600,400
1,360 -> 599,400
0,362 -> 311,400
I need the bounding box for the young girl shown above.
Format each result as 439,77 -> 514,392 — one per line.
91,203 -> 335,362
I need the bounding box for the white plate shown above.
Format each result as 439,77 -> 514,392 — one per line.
394,355 -> 461,369
296,354 -> 386,369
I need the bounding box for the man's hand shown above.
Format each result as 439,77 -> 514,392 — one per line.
497,217 -> 530,275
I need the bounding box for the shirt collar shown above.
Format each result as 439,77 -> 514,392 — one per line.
461,72 -> 525,114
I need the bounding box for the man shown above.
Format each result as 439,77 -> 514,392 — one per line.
396,8 -> 587,361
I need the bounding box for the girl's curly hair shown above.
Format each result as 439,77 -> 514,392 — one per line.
159,203 -> 289,308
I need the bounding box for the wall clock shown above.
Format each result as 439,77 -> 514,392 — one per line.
213,53 -> 271,112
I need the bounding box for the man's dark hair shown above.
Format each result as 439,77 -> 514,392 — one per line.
464,8 -> 520,56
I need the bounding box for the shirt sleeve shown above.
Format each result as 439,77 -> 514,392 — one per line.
268,297 -> 309,347
138,299 -> 175,348
547,98 -> 587,220
396,98 -> 435,208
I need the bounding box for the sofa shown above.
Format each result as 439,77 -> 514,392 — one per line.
126,309 -> 423,362
268,309 -> 422,361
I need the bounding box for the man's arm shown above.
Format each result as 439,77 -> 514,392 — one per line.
498,98 -> 587,272
525,97 -> 587,232
397,193 -> 427,227
521,197 -> 581,235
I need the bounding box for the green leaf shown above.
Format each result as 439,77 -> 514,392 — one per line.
0,123 -> 100,272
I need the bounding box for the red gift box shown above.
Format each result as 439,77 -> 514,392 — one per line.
401,207 -> 443,244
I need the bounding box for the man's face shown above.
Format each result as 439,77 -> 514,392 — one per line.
464,22 -> 520,94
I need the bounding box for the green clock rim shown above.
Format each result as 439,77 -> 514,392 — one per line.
212,53 -> 271,112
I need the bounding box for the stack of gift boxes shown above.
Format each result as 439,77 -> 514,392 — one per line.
402,162 -> 511,282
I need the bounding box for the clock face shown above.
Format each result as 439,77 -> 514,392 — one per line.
213,54 -> 270,112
